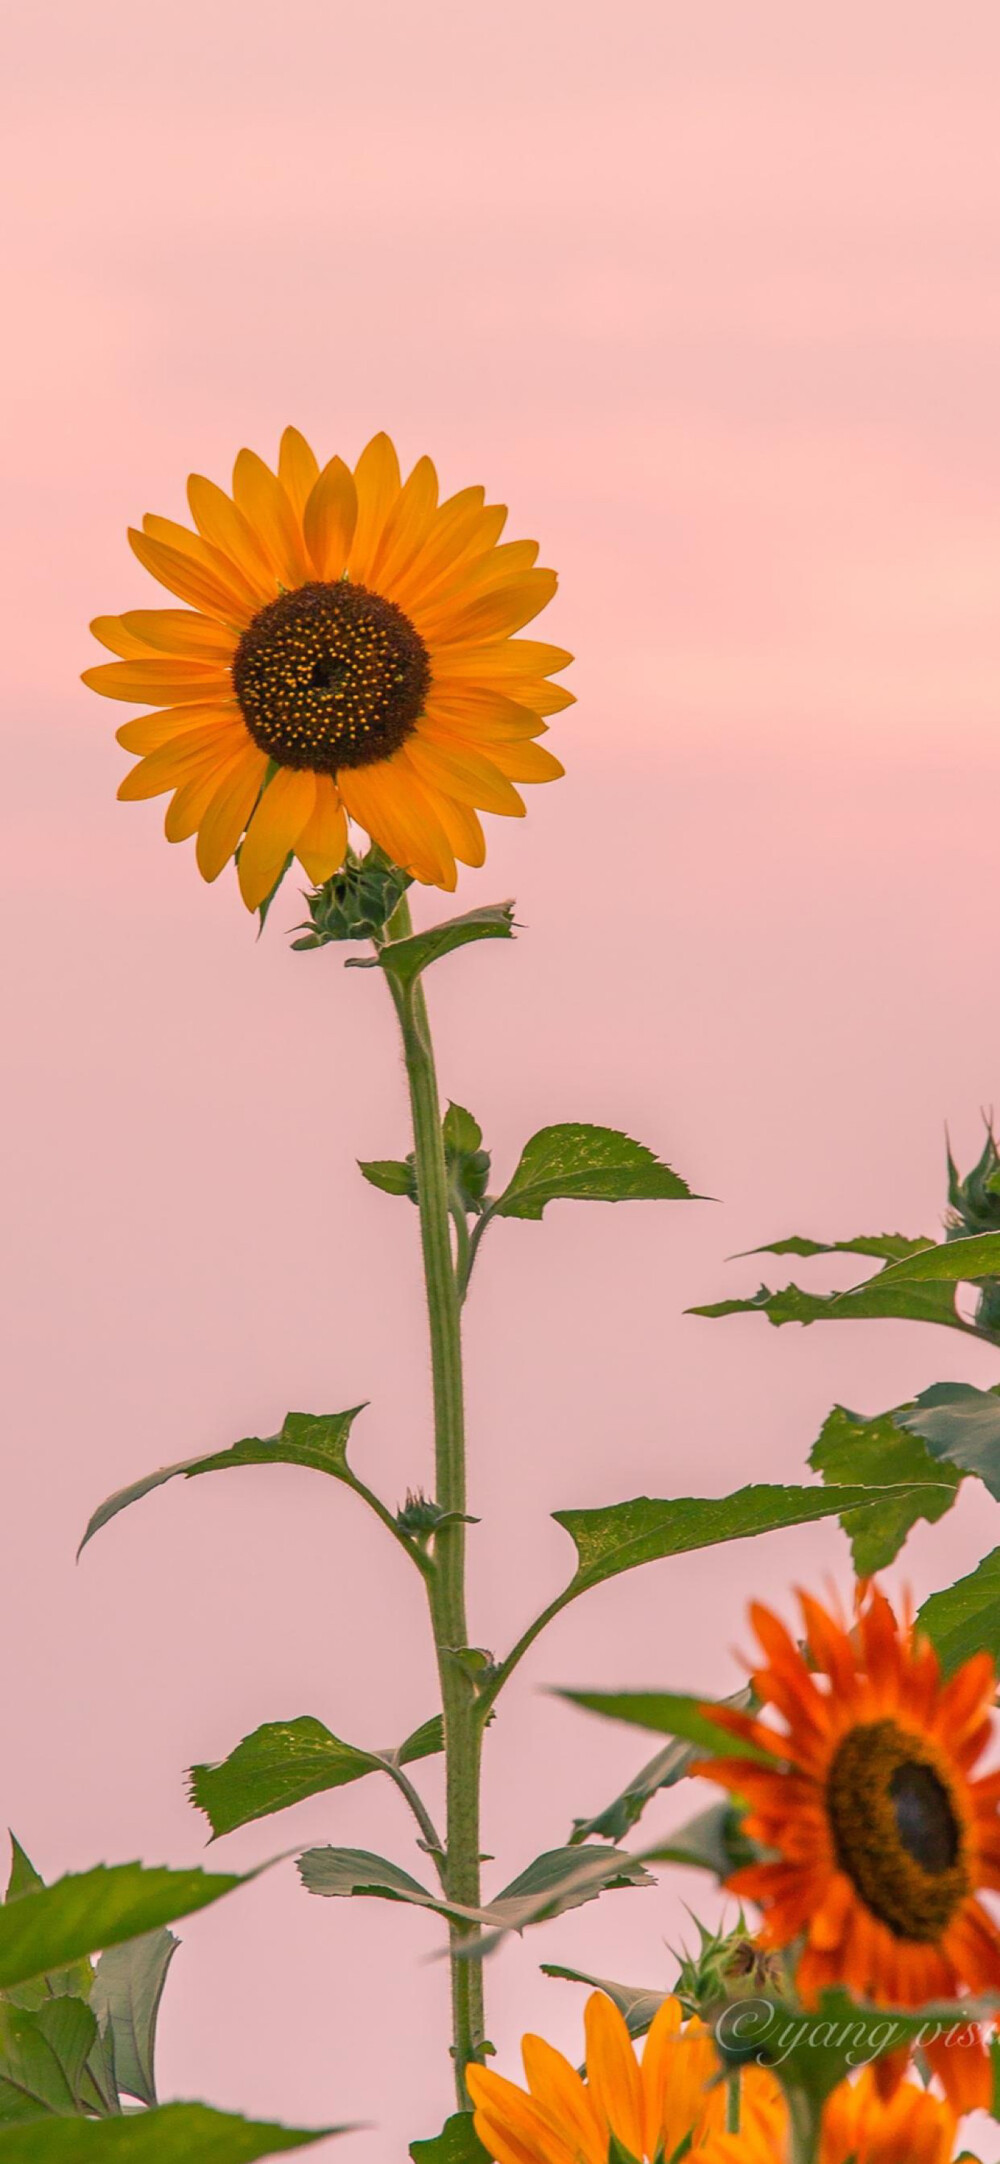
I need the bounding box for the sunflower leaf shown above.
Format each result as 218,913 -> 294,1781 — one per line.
809,1405 -> 961,1572
568,1690 -> 753,1844
348,903 -> 516,988
689,1276 -> 967,1332
918,1548 -> 1000,1672
737,1233 -> 931,1262
1,1841 -> 94,2013
555,1689 -> 777,1764
849,1230 -> 1000,1286
0,1998 -> 101,2122
540,1965 -> 666,2042
714,1989 -> 1000,2108
895,1382 -> 1000,1499
79,1408 -> 367,1554
298,1842 -> 650,1953
90,1932 -> 177,2107
488,1125 -> 694,1220
189,1712 -> 443,1839
0,2104 -> 347,2159
409,2112 -> 490,2163
0,1864 -> 248,1995
643,1802 -> 758,1878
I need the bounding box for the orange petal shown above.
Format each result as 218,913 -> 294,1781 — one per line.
583,1994 -> 643,2161
295,778 -> 349,885
195,748 -> 269,882
348,431 -> 402,583
402,736 -> 525,817
116,610 -> 238,661
303,457 -> 358,579
82,658 -> 233,705
278,427 -> 321,524
187,474 -> 277,598
128,527 -> 255,625
116,701 -> 240,753
237,766 -> 317,910
369,454 -> 439,596
337,755 -> 456,889
232,448 -> 312,588
483,739 -> 564,785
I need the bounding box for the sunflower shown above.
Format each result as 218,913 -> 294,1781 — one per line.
692,1583 -> 1000,2112
466,1990 -> 784,2164
702,2067 -> 963,2164
83,429 -> 571,909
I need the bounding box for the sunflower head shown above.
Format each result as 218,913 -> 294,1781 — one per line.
466,1990 -> 784,2164
83,429 -> 572,911
691,1582 -> 1000,2114
700,2067 -> 964,2164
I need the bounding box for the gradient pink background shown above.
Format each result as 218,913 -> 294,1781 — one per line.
5,3 -> 1000,2155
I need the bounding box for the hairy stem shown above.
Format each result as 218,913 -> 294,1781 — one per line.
384,893 -> 485,2104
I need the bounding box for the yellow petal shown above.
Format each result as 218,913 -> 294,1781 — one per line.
337,755 -> 456,889
368,455 -> 439,596
295,777 -> 349,885
430,638 -> 573,684
278,427 -> 321,523
187,474 -> 277,598
115,701 -> 240,753
142,514 -> 262,613
82,658 -> 233,705
89,614 -> 158,660
128,527 -> 254,625
583,1995 -> 643,2160
348,432 -> 402,584
429,790 -> 485,869
521,680 -> 575,716
304,457 -> 358,580
195,748 -> 269,881
521,2035 -> 602,2157
407,538 -> 541,632
165,748 -> 247,842
429,570 -> 559,647
423,691 -> 547,742
480,739 -> 564,785
117,610 -> 238,661
402,736 -> 525,817
465,2069 -> 579,2164
391,495 -> 507,614
232,448 -> 311,589
237,766 -> 317,910
118,725 -> 244,801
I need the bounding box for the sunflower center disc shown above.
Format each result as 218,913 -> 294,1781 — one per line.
232,580 -> 431,775
826,1718 -> 968,1941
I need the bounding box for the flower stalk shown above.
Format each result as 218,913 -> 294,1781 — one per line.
383,892 -> 485,2105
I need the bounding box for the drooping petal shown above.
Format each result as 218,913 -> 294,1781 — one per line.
294,777 -> 349,885
195,748 -> 269,882
237,767 -> 318,910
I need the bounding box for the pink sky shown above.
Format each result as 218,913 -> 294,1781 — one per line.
5,2 -> 1000,2155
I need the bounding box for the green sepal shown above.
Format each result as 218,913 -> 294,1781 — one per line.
409,2111 -> 490,2162
293,846 -> 413,948
442,1103 -> 491,1214
347,902 -> 515,988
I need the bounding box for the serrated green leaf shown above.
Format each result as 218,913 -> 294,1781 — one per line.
348,902 -> 515,988
298,1842 -> 651,1954
189,1712 -> 443,1839
0,1866 -> 246,1995
490,1125 -> 693,1221
555,1483 -> 934,1597
357,1158 -> 416,1200
557,1690 -> 777,1763
0,1999 -> 99,2122
690,1277 -> 968,1332
1,1843 -> 94,2016
442,1104 -> 482,1154
540,1965 -> 666,2042
918,1548 -> 1000,1671
895,1382 -> 1000,1499
569,1691 -> 753,1845
809,1405 -> 960,1573
4,1848 -> 43,1909
409,2111 -> 489,2163
90,1933 -> 176,2107
0,2104 -> 345,2159
854,1231 -> 1000,1286
739,1233 -> 930,1262
79,1409 -> 366,1554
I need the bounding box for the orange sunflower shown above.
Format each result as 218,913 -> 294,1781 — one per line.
692,1583 -> 1000,2112
466,1990 -> 784,2164
702,2067 -> 963,2164
83,429 -> 571,909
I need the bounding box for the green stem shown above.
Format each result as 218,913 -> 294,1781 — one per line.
384,894 -> 485,2105
725,2069 -> 741,2136
787,2091 -> 820,2164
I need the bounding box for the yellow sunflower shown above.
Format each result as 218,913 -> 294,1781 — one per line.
83,429 -> 572,909
702,2067 -> 963,2164
465,1991 -> 784,2164
692,1583 -> 1000,2113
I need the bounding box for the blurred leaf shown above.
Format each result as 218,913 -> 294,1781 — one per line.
80,1409 -> 366,1553
0,1999 -> 100,2123
690,1277 -> 967,1333
349,903 -> 515,988
0,1866 -> 246,1995
918,1548 -> 1000,1672
568,1691 -> 753,1844
557,1690 -> 777,1763
738,1234 -> 931,1262
809,1405 -> 961,1572
644,1803 -> 756,1878
357,1159 -> 416,1200
190,1713 -> 442,1838
90,1933 -> 177,2107
299,1842 -> 651,1953
489,1125 -> 693,1221
714,1988 -> 1000,2110
540,1965 -> 666,2041
0,2104 -> 345,2159
2,1844 -> 93,2014
855,1231 -> 1000,1286
895,1383 -> 1000,1499
409,2113 -> 489,2163
554,1483 -> 933,1599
